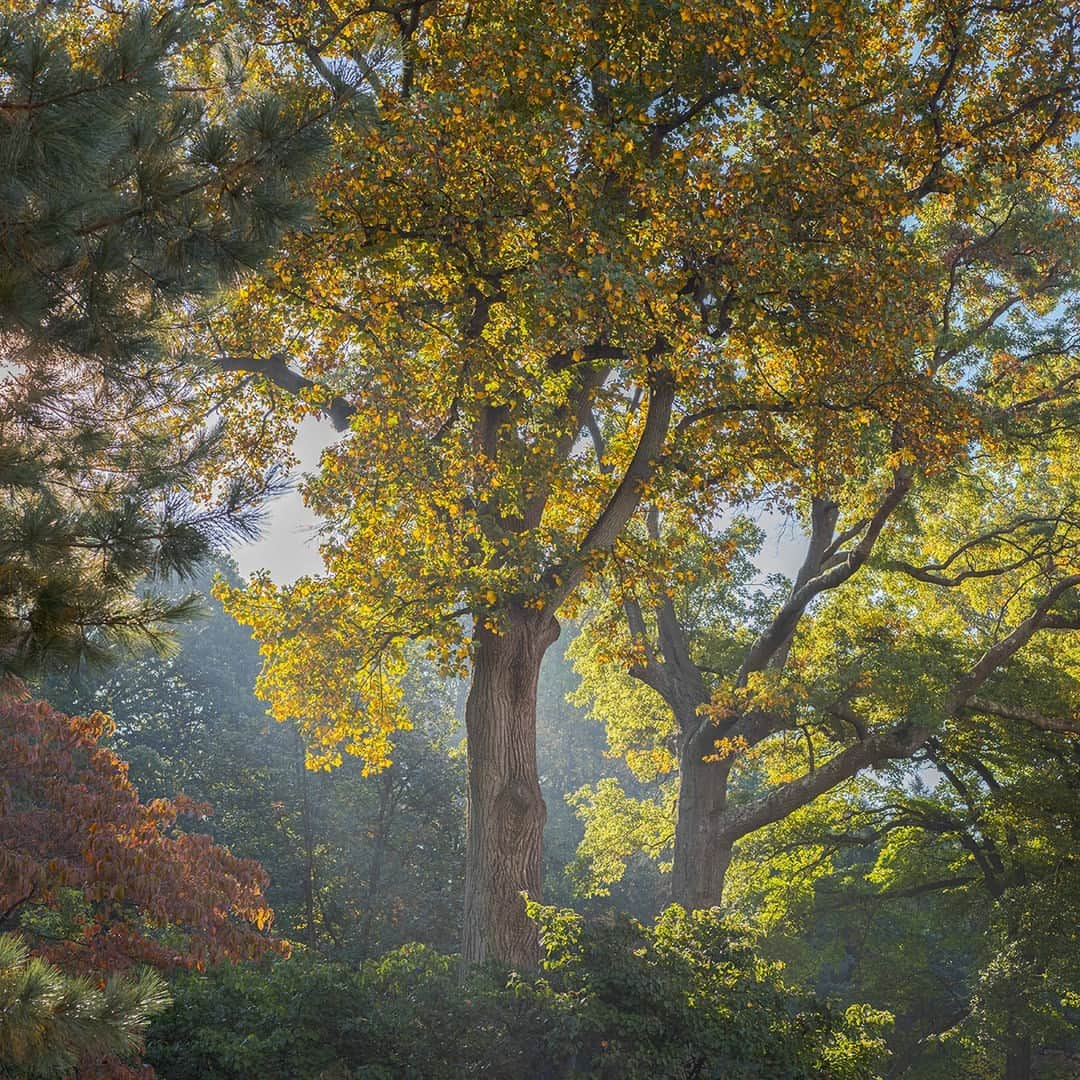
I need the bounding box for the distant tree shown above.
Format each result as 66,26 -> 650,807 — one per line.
45,562 -> 467,959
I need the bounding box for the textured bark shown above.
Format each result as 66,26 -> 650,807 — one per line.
671,721 -> 734,909
462,607 -> 559,970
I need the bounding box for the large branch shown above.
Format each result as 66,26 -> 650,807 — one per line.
967,695 -> 1080,736
738,466 -> 911,682
542,368 -> 676,613
623,595 -> 668,695
717,723 -> 929,843
718,576 -> 1079,843
946,573 -> 1080,714
211,353 -> 356,432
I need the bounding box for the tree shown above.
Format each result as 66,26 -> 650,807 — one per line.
0,4 -> 321,670
570,278 -> 1078,911
0,8 -> 320,1073
43,561 -> 468,959
724,711 -> 1080,1079
0,689 -> 278,972
0,934 -> 169,1080
0,363 -> 282,673
0,4 -> 318,369
210,0 -> 1080,966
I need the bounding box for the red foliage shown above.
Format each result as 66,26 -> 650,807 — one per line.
77,1056 -> 157,1080
0,690 -> 282,971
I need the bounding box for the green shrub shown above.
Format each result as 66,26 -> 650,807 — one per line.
146,906 -> 890,1079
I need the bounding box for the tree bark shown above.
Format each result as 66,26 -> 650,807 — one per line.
671,721 -> 734,909
1004,1033 -> 1031,1080
462,606 -> 559,970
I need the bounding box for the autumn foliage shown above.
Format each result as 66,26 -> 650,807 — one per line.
0,689 -> 278,973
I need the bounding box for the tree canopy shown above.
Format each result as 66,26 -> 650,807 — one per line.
210,0 -> 1080,965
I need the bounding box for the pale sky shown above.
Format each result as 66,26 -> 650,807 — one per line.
232,417 -> 335,582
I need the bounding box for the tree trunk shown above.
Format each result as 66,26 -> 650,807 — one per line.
1004,1033 -> 1031,1080
358,766 -> 396,958
671,722 -> 734,909
296,730 -> 319,948
462,606 -> 559,970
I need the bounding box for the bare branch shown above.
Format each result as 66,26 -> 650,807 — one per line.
739,467 -> 912,682
210,352 -> 355,431
967,694 -> 1080,736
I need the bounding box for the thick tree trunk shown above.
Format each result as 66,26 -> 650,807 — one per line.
462,607 -> 559,970
1004,1033 -> 1031,1080
670,722 -> 734,909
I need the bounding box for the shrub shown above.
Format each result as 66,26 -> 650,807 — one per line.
147,905 -> 890,1079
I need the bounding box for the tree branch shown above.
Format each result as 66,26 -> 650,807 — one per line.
967,694 -> 1080,736
739,466 -> 912,682
946,574 -> 1080,714
541,367 -> 676,612
211,352 -> 355,431
717,722 -> 930,843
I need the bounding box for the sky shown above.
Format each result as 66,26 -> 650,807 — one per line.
232,419 -> 807,584
232,417 -> 334,582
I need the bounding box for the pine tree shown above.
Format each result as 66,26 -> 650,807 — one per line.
0,5 -> 320,369
0,935 -> 169,1079
0,359 -> 285,671
0,4 -> 320,669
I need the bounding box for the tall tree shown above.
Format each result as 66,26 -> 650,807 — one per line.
571,258 -> 1078,909
212,0 -> 1080,966
0,10 -> 319,1071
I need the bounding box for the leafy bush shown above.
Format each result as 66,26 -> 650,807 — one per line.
147,905 -> 890,1079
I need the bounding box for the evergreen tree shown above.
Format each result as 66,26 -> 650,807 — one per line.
0,365 -> 282,671
0,4 -> 320,670
0,934 -> 169,1080
0,5 -> 319,369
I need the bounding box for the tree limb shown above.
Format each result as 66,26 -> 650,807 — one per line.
739,466 -> 912,682
542,366 -> 676,612
211,352 -> 355,431
967,694 -> 1080,736
717,722 -> 930,843
946,574 -> 1080,714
